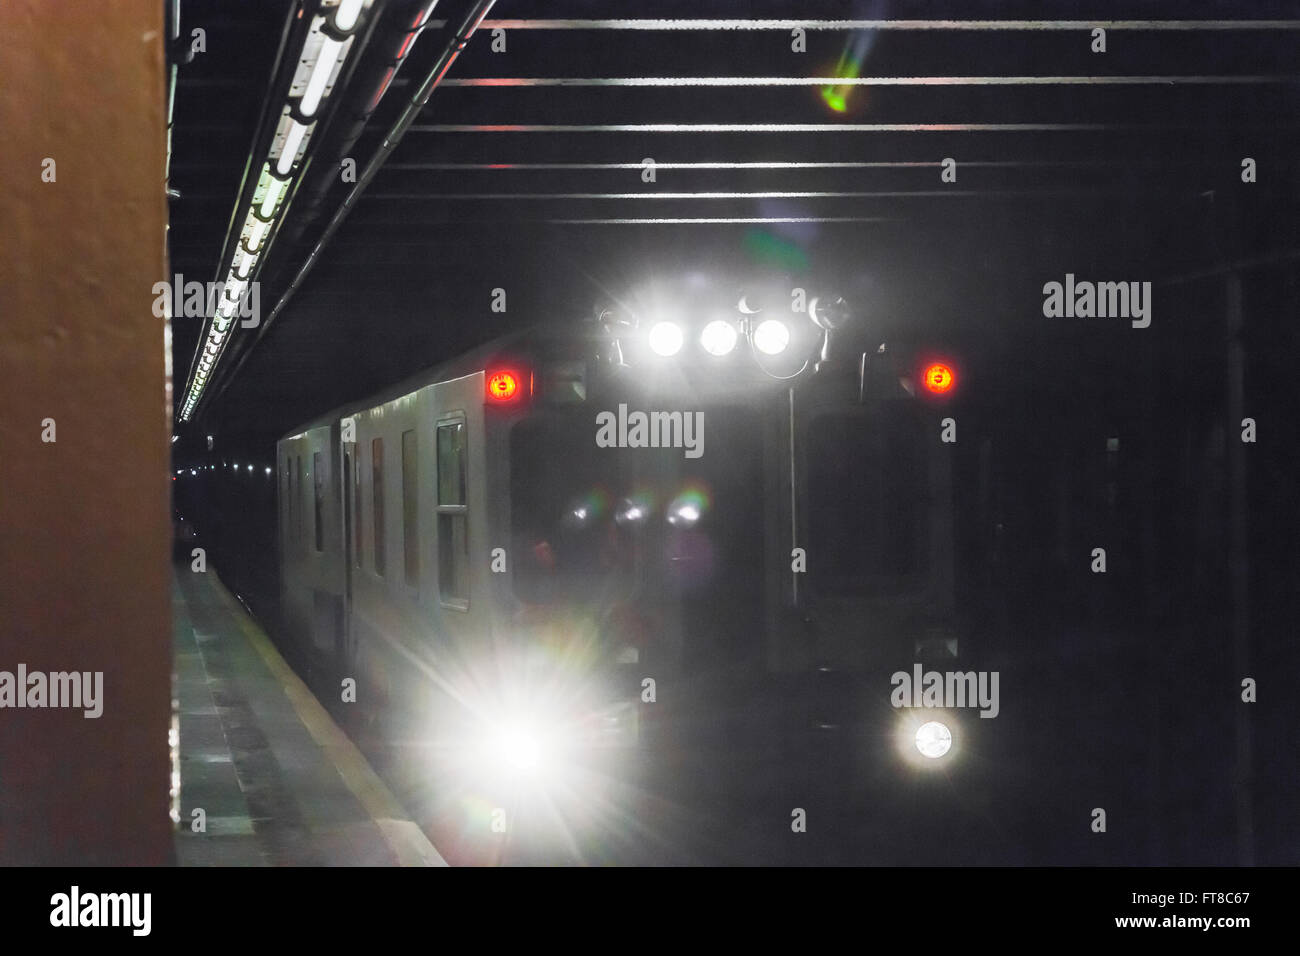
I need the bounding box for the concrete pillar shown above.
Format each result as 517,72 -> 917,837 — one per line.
0,1 -> 172,863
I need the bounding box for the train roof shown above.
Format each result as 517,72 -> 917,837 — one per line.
277,323 -> 579,443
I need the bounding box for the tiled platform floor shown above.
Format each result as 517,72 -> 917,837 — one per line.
172,567 -> 444,866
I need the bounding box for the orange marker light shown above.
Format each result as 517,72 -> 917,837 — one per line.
486,370 -> 520,402
922,363 -> 955,394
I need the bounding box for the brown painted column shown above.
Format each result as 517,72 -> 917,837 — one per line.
0,1 -> 172,863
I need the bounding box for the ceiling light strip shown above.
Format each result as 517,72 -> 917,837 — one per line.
181,0 -> 373,422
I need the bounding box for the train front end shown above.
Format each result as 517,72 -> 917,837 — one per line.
449,280 -> 981,862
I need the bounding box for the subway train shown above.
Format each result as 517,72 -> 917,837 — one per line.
226,260 -> 1292,866
275,280 -> 981,862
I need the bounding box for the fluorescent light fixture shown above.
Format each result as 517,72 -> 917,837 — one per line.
224,278 -> 248,306
233,247 -> 255,280
245,217 -> 268,252
276,120 -> 308,176
300,37 -> 344,117
183,6 -> 365,423
259,174 -> 289,218
334,0 -> 365,31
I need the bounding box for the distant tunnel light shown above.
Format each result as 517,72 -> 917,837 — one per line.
486,370 -> 521,402
922,362 -> 956,394
700,319 -> 738,356
752,319 -> 790,355
648,321 -> 684,357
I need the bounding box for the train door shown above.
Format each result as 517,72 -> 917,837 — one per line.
424,371 -> 487,647
341,437 -> 356,672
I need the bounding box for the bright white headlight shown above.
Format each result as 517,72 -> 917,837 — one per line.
914,720 -> 953,759
648,321 -> 684,357
491,723 -> 544,774
753,318 -> 790,355
700,319 -> 738,356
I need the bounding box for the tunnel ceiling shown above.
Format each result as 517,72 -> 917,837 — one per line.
168,0 -> 1300,442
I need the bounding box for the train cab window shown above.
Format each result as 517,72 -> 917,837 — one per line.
806,405 -> 930,594
401,429 -> 419,588
508,406 -> 763,672
436,419 -> 468,607
372,437 -> 386,577
313,451 -> 325,552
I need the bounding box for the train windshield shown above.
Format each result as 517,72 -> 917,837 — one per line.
805,402 -> 932,595
509,405 -> 764,669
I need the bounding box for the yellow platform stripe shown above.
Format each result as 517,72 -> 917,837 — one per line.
209,575 -> 447,867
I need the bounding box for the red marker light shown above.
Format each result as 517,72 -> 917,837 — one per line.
922,363 -> 955,395
486,370 -> 520,402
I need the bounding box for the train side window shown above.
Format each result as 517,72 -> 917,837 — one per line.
287,459 -> 294,549
313,451 -> 325,553
293,456 -> 301,551
401,429 -> 419,588
436,418 -> 468,607
343,449 -> 352,564
372,437 -> 386,576
282,459 -> 290,550
354,446 -> 363,569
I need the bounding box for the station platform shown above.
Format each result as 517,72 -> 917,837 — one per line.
172,566 -> 445,866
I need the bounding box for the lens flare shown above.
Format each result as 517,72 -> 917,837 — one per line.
565,487 -> 612,527
666,485 -> 711,528
820,25 -> 877,113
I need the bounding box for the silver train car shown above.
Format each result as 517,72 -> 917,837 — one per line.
276,298 -> 969,861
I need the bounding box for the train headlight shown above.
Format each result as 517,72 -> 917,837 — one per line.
914,720 -> 953,759
489,722 -> 546,775
895,710 -> 960,768
752,318 -> 790,355
700,319 -> 738,356
648,321 -> 684,357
